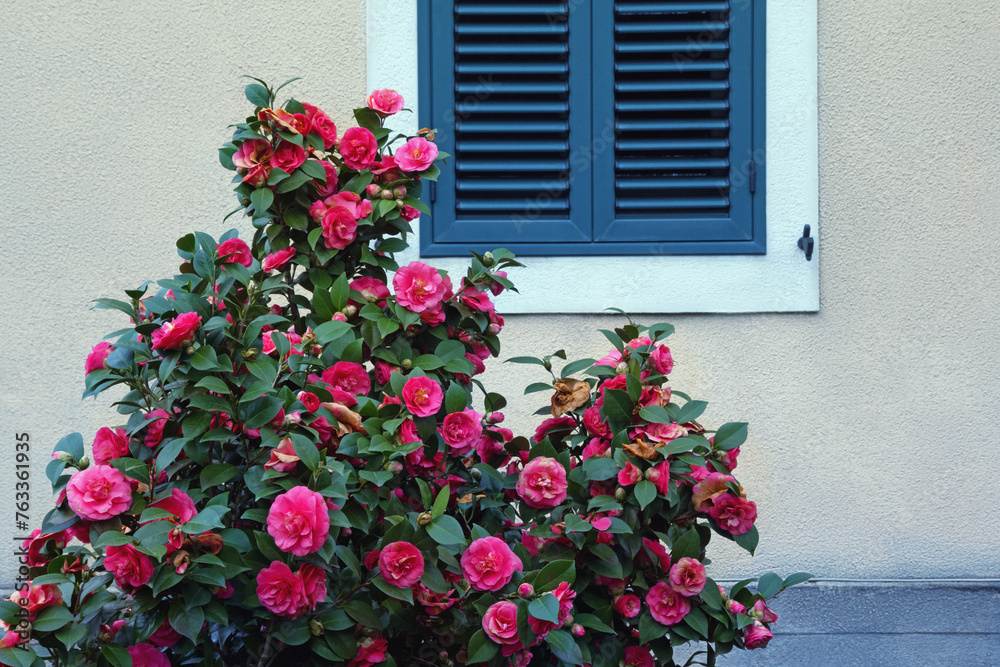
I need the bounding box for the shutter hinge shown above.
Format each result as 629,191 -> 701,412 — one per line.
429,181 -> 437,203
748,161 -> 757,194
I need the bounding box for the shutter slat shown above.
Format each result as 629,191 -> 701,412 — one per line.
457,101 -> 570,114
616,196 -> 730,210
456,62 -> 569,75
455,2 -> 568,15
616,80 -> 729,93
457,81 -> 568,94
616,60 -> 728,74
459,139 -> 570,152
456,22 -> 568,35
617,99 -> 729,112
615,158 -> 730,171
616,1 -> 728,11
457,159 -> 569,172
615,21 -> 727,33
458,199 -> 570,212
616,138 -> 729,150
617,177 -> 730,190
616,40 -> 728,53
616,119 -> 730,132
457,120 -> 570,133
458,178 -> 569,191
457,43 -> 569,55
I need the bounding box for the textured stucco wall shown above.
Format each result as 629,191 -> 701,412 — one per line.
0,0 -> 367,582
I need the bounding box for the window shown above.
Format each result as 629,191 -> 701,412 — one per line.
417,0 -> 766,257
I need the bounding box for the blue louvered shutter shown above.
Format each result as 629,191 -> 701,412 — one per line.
591,0 -> 765,252
419,1 -> 593,255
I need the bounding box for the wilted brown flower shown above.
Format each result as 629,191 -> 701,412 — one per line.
623,438 -> 659,460
550,378 -> 591,417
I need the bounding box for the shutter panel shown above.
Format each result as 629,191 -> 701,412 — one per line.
420,1 -> 592,254
592,0 -> 765,250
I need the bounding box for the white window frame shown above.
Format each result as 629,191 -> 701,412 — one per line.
367,0 -> 818,314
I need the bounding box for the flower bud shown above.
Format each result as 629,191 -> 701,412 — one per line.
418,127 -> 436,140
380,189 -> 394,200
54,451 -> 75,463
77,456 -> 90,469
242,348 -> 258,361
392,186 -> 407,198
488,323 -> 502,335
401,359 -> 412,370
343,305 -> 358,317
310,619 -> 325,636
301,331 -> 317,346
562,614 -> 574,628
366,184 -> 382,197
185,346 -> 196,356
571,623 -> 585,637
417,512 -> 433,526
385,461 -> 404,474
438,651 -> 450,662
487,411 -> 504,424
518,583 -> 534,598
543,358 -> 552,371
615,486 -> 627,501
615,362 -> 629,375
470,468 -> 482,480
332,313 -> 348,322
482,251 -> 495,267
285,411 -> 302,426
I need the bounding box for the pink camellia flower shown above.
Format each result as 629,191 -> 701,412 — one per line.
720,446 -> 740,472
528,580 -> 576,637
647,460 -> 672,496
461,536 -> 523,591
151,312 -> 202,351
727,598 -> 747,615
232,139 -> 274,186
262,246 -> 297,272
613,594 -> 642,618
708,494 -> 758,535
259,108 -> 310,135
127,643 -> 171,667
367,89 -> 405,116
692,472 -> 738,513
267,486 -> 330,555
13,583 -> 62,620
350,276 -> 390,304
217,238 -> 253,267
339,127 -> 377,170
395,137 -> 438,173
532,416 -> 577,443
104,544 -> 154,588
438,409 -> 483,456
302,102 -> 338,149
617,462 -> 641,486
638,421 -> 686,444
743,620 -> 773,649
264,437 -> 300,472
378,541 -> 425,588
66,465 -> 132,521
669,557 -> 706,597
639,537 -> 671,573
322,362 -> 371,397
751,599 -> 779,624
147,618 -> 182,647
401,376 -> 444,417
92,427 -> 129,466
270,140 -> 307,173
646,581 -> 691,625
144,409 -> 170,448
624,646 -> 655,667
297,391 -> 320,413
482,600 -> 522,648
348,635 -> 389,667
516,457 -> 568,509
315,160 -> 341,197
148,487 -> 197,524
393,261 -> 447,313
649,344 -> 674,375
256,561 -> 307,618
299,563 -> 327,611
414,583 -> 457,616
99,619 -> 127,642
321,206 -> 358,250
85,342 -> 113,375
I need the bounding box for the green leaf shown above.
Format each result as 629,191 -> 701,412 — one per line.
635,479 -> 656,510
602,389 -> 634,433
561,358 -> 596,377
670,528 -> 701,561
586,543 -> 623,579
445,381 -> 468,414
545,630 -> 583,665
638,405 -> 673,425
582,457 -> 618,481
292,436 -> 321,471
534,559 -> 576,592
684,607 -> 709,638
757,572 -> 784,599
32,605 -> 73,631
575,612 -> 614,634
528,593 -> 560,623
676,399 -> 708,423
506,355 -> 547,366
250,187 -> 274,219
782,572 -> 815,590
189,345 -> 220,371
714,422 -> 748,451
195,376 -> 230,394
524,381 -> 553,395
431,485 -> 450,519
466,629 -> 499,663
170,599 -> 205,641
313,320 -> 353,344
733,525 -> 759,555
639,611 -> 670,644
200,463 -> 239,488
701,577 -> 724,609
242,395 -> 285,430
372,575 -> 414,603
426,515 -> 466,545
56,622 -> 88,650
245,83 -> 270,108
155,437 -> 189,472
54,432 -> 85,461
330,273 -> 350,311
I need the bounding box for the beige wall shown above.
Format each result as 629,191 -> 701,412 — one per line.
2,0 -> 998,590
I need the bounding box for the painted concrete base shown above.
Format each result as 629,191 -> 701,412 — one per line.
675,581 -> 1000,666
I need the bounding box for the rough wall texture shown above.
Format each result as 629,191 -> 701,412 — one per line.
0,0 -> 367,582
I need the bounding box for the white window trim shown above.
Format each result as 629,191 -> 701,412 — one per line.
367,0 -> 818,313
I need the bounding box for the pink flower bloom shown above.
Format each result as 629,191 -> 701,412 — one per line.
669,557 -> 706,597
127,643 -> 171,667
262,246 -> 297,272
348,635 -> 389,667
648,460 -> 671,496
339,127 -> 377,170
614,594 -> 642,618
148,487 -> 197,524
14,583 -> 62,620
351,276 -> 390,304
720,445 -> 740,471
438,409 -> 483,456
708,494 -> 758,535
302,102 -> 338,149
367,89 -> 405,116
315,160 -> 341,197
395,137 -> 438,173
321,205 -> 358,250
532,416 -> 577,443
401,376 -> 444,417
460,537 -> 523,591
217,238 -> 252,267
591,516 -> 612,531
259,107 -> 310,135
617,462 -> 641,486
646,581 -> 691,625
151,312 -> 201,351
482,600 -> 521,647
233,138 -> 273,172
639,537 -> 671,572
727,598 -> 747,615
297,391 -> 320,413
378,541 -> 425,588
322,361 -> 371,397
66,465 -> 132,521
393,261 -> 447,313
624,646 -> 655,667
414,583 -> 457,616
85,342 -> 113,375
743,620 -> 773,649
299,563 -> 327,611
692,472 -> 737,512
264,437 -> 299,472
649,344 -> 674,375
583,406 -> 611,438
638,421 -> 686,443
270,140 -> 306,173
266,486 -> 330,556
751,599 -> 779,623
92,427 -> 129,466
256,561 -> 307,618
528,580 -> 575,637
147,618 -> 182,647
104,544 -> 153,588
516,457 -> 568,509
581,438 -> 610,460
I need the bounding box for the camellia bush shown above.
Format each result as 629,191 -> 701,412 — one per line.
0,79 -> 811,667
